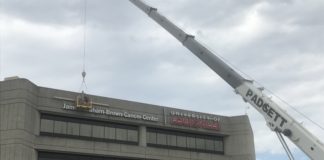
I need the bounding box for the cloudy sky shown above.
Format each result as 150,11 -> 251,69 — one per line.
1,0 -> 324,159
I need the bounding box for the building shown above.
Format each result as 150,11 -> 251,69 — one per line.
0,78 -> 255,160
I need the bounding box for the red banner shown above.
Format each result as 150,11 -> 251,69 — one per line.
170,117 -> 220,131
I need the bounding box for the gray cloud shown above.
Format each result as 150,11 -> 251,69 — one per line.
1,0 -> 324,159
2,0 -> 83,25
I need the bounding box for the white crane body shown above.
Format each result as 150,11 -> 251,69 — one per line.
129,0 -> 324,159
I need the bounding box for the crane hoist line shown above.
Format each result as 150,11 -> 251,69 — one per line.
129,0 -> 324,159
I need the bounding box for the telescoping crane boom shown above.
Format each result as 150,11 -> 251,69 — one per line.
129,0 -> 324,159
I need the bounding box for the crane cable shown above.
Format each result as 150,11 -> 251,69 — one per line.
0,1 -> 4,81
276,131 -> 295,160
80,0 -> 88,92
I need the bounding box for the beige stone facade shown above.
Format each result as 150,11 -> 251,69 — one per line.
0,78 -> 255,160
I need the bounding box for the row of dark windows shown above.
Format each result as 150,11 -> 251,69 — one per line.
147,128 -> 224,154
40,114 -> 138,144
42,114 -> 138,130
40,114 -> 224,154
38,152 -> 144,160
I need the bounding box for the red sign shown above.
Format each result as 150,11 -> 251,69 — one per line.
170,117 -> 220,131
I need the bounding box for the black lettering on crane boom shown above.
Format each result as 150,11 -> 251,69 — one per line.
245,89 -> 287,127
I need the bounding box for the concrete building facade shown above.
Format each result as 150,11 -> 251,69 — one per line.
0,78 -> 255,160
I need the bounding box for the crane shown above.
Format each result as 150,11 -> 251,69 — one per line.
129,0 -> 324,159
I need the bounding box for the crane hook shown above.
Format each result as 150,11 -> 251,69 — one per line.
82,70 -> 86,82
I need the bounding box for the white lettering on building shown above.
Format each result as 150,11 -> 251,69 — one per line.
63,103 -> 159,122
170,110 -> 220,122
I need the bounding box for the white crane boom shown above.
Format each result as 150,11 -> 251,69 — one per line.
129,0 -> 324,159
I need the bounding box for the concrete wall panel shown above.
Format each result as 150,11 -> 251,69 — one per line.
1,78 -> 255,160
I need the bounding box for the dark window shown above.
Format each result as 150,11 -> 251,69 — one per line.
116,128 -> 127,141
67,122 -> 80,136
176,135 -> 187,148
127,129 -> 138,142
215,139 -> 224,152
147,132 -> 157,144
167,134 -> 177,146
196,137 -> 205,150
40,119 -> 54,133
54,121 -> 67,134
105,126 -> 116,139
205,139 -> 215,151
80,124 -> 92,137
92,125 -> 105,138
156,133 -> 167,145
187,136 -> 196,149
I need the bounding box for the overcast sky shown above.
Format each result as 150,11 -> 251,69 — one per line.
1,0 -> 324,159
